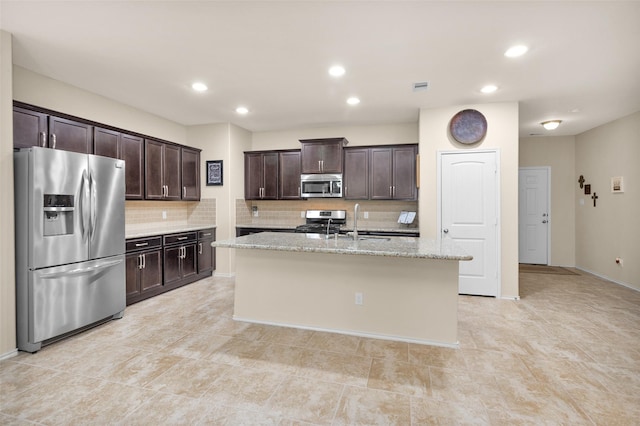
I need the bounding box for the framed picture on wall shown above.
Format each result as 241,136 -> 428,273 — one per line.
206,160 -> 223,186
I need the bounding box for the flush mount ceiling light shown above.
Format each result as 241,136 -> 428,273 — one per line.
235,106 -> 249,115
541,120 -> 562,130
346,97 -> 360,105
481,85 -> 498,94
191,82 -> 208,92
504,45 -> 528,58
329,65 -> 346,77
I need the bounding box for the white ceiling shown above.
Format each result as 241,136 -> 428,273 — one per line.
1,1 -> 639,137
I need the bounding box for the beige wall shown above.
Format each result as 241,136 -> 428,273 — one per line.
1,31 -> 17,358
13,66 -> 187,144
419,102 -> 520,299
575,111 -> 640,290
519,136 -> 576,266
251,122 -> 418,151
186,123 -> 252,275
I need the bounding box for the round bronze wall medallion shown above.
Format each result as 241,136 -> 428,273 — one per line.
449,109 -> 488,144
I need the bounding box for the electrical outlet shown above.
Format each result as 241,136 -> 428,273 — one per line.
162,211 -> 167,220
364,212 -> 369,219
355,292 -> 363,305
301,211 -> 305,218
252,206 -> 259,217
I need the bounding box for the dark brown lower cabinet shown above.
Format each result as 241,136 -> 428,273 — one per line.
163,232 -> 198,290
197,229 -> 216,275
125,236 -> 164,305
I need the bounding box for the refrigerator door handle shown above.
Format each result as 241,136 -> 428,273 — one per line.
38,258 -> 123,279
80,169 -> 90,242
89,173 -> 97,241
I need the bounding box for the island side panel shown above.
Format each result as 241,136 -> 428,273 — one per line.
234,249 -> 459,346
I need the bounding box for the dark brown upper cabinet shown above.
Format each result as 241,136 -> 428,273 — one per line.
48,116 -> 93,154
145,139 -> 181,201
370,145 -> 418,201
300,137 -> 347,174
278,150 -> 301,199
13,107 -> 48,149
343,147 -> 370,200
120,134 -> 144,200
13,106 -> 92,153
94,127 -> 120,159
181,147 -> 200,201
245,152 -> 278,200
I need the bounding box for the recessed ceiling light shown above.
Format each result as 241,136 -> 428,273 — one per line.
191,82 -> 208,92
346,97 -> 360,105
504,45 -> 528,58
235,106 -> 249,114
569,108 -> 581,113
541,120 -> 562,130
481,85 -> 498,94
329,65 -> 346,77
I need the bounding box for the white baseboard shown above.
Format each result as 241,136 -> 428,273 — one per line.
213,272 -> 235,278
0,349 -> 18,361
575,267 -> 637,292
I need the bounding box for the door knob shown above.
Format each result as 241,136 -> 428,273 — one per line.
542,220 -> 548,224
443,229 -> 449,234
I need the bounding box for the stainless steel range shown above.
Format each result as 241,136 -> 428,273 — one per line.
295,210 -> 346,234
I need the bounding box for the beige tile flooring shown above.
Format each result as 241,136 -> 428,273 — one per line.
1,269 -> 639,425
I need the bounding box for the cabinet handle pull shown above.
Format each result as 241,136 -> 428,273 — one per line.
40,131 -> 47,147
142,253 -> 146,269
135,242 -> 149,247
199,242 -> 202,254
183,186 -> 186,198
137,254 -> 142,269
165,185 -> 169,197
177,236 -> 188,241
51,134 -> 57,149
390,186 -> 393,197
202,233 -> 211,236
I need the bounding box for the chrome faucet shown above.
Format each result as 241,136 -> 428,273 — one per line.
353,203 -> 360,240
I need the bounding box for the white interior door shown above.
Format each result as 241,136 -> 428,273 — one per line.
518,167 -> 549,265
440,151 -> 499,297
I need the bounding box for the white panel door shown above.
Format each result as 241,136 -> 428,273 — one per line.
518,168 -> 549,265
441,151 -> 498,296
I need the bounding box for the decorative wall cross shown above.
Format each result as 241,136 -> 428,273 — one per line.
591,192 -> 598,207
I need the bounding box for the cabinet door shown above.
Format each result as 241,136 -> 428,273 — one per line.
262,152 -> 279,199
279,150 -> 301,199
370,148 -> 394,199
164,144 -> 182,200
392,146 -> 417,200
344,148 -> 369,199
300,142 -> 324,173
182,244 -> 198,280
121,134 -> 144,200
244,153 -> 264,200
49,116 -> 93,154
13,107 -> 48,149
145,139 -> 164,199
163,246 -> 182,286
181,147 -> 200,200
198,238 -> 214,274
320,142 -> 343,173
125,253 -> 141,299
140,250 -> 163,293
94,127 -> 120,159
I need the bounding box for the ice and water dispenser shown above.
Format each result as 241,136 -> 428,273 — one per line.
43,194 -> 74,236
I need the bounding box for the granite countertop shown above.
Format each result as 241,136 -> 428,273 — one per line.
213,232 -> 471,261
126,224 -> 216,239
235,223 -> 420,234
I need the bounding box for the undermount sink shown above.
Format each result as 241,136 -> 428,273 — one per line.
337,235 -> 391,242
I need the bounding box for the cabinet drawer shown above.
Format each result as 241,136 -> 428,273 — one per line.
198,229 -> 215,239
126,236 -> 162,253
164,232 -> 197,246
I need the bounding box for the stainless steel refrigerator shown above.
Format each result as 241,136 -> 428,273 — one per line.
14,147 -> 126,352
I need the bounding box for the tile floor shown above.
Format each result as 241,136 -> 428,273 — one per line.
1,269 -> 639,425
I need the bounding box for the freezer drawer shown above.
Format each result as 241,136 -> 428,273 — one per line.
19,255 -> 125,351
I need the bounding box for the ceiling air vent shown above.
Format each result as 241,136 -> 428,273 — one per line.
413,81 -> 430,92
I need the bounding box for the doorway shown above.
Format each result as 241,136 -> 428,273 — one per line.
518,167 -> 550,265
439,150 -> 499,297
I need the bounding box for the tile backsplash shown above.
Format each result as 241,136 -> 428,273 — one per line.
126,198 -> 216,234
236,199 -> 418,230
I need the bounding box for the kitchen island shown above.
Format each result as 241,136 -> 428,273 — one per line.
213,232 -> 471,346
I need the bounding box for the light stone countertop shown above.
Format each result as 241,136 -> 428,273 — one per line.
213,232 -> 471,261
235,223 -> 420,234
126,224 -> 216,239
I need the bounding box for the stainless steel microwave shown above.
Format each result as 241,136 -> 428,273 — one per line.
300,174 -> 343,198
